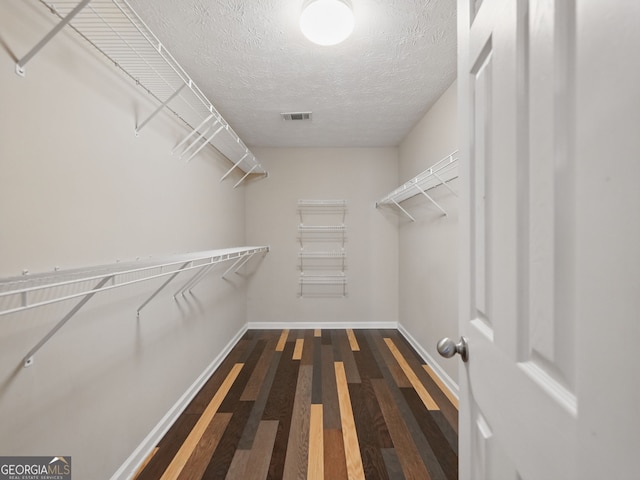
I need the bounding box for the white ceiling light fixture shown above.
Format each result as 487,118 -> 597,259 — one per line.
300,0 -> 355,46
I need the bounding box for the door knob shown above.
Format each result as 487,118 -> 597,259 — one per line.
437,336 -> 469,362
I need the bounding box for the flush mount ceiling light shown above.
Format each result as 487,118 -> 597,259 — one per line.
300,0 -> 354,46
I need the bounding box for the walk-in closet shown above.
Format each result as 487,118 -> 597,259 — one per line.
1,1 -> 638,479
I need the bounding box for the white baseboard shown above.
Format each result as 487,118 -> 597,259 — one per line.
246,321 -> 398,330
109,324 -> 248,480
397,322 -> 459,399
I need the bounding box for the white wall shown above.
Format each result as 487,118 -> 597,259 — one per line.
0,1 -> 253,477
245,148 -> 399,327
397,81 -> 459,385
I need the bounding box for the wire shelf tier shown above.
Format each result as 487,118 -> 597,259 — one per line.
298,251 -> 346,259
23,0 -> 265,177
376,150 -> 459,219
0,246 -> 269,366
298,273 -> 347,297
299,274 -> 347,285
297,200 -> 348,208
298,251 -> 346,271
297,200 -> 347,222
298,225 -> 347,233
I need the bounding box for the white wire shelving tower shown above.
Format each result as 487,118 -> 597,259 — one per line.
297,200 -> 348,297
16,0 -> 267,184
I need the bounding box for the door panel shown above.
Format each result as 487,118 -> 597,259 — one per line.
525,0 -> 576,398
471,404 -> 520,480
471,37 -> 492,330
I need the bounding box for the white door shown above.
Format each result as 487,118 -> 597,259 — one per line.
456,0 -> 640,478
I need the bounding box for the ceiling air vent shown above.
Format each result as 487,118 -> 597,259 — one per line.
281,112 -> 312,121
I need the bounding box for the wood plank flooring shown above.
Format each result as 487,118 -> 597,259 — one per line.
134,329 -> 458,480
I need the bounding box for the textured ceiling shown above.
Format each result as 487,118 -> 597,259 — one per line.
127,0 -> 457,148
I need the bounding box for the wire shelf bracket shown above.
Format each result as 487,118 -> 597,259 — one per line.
0,246 -> 269,367
16,0 -> 268,180
220,152 -> 250,182
376,150 -> 459,220
15,0 -> 92,77
23,274 -> 112,367
174,263 -> 217,297
135,84 -> 186,135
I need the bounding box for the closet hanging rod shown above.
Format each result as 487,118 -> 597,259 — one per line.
17,0 -> 267,178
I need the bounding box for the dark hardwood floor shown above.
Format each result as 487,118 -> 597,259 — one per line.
134,329 -> 458,479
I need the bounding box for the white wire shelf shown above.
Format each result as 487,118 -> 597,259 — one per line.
299,274 -> 347,285
298,251 -> 346,271
297,225 -> 347,248
297,200 -> 348,208
298,273 -> 347,297
0,246 -> 269,367
376,150 -> 459,220
298,251 -> 346,259
17,0 -> 266,182
297,199 -> 347,222
298,225 -> 347,233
